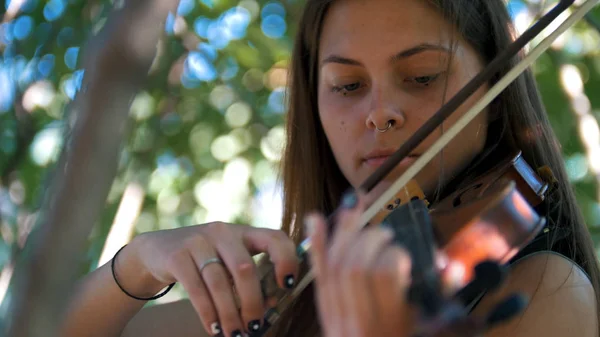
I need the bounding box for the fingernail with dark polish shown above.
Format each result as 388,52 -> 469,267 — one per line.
341,191 -> 358,209
248,320 -> 261,332
231,330 -> 243,337
284,274 -> 295,289
210,322 -> 222,336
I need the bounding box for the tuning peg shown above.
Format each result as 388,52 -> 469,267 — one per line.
485,293 -> 529,327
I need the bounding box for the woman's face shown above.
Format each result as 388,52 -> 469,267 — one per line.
317,0 -> 489,199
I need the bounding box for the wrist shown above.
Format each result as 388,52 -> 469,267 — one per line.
112,237 -> 171,299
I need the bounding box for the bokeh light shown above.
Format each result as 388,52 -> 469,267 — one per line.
209,85 -> 236,111
225,101 -> 252,128
29,123 -> 63,166
184,51 -> 217,83
22,80 -> 54,112
211,133 -> 243,162
260,125 -> 285,161
43,0 -> 66,21
13,15 -> 33,40
129,91 -> 156,121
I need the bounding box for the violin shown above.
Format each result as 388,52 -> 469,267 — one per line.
244,0 -> 598,336
253,151 -> 551,336
385,151 -> 550,336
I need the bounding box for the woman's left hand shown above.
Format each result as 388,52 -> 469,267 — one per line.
304,191 -> 416,337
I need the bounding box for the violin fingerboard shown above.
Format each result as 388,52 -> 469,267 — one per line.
381,199 -> 444,315
382,199 -> 437,276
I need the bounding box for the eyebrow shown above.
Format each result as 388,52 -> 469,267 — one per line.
320,43 -> 451,67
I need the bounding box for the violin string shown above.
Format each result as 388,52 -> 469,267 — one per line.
286,0 -> 598,307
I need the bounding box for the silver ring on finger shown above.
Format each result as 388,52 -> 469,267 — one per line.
199,257 -> 223,273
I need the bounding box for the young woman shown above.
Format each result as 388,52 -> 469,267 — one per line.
59,1 -> 600,337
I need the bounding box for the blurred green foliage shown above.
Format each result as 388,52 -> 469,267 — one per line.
0,0 -> 599,302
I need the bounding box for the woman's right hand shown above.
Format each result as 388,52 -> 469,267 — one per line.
121,222 -> 300,337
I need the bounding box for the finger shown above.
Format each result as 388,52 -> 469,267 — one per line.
213,239 -> 265,334
304,212 -> 328,280
304,212 -> 337,328
189,239 -> 245,337
339,227 -> 395,335
372,246 -> 412,298
328,190 -> 367,267
370,246 -> 413,331
241,227 -> 300,290
334,189 -> 367,236
168,253 -> 221,337
307,191 -> 365,330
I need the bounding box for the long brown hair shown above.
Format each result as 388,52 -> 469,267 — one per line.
273,1 -> 600,336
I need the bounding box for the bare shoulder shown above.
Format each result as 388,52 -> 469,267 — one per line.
121,299 -> 209,337
472,252 -> 599,337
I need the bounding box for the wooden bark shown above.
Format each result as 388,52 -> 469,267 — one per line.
5,1 -> 179,336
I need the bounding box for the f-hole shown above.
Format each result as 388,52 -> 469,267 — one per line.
452,183 -> 483,207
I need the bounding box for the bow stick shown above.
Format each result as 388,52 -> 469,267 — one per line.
257,0 -> 599,334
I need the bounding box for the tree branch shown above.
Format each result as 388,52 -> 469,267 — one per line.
4,1 -> 180,336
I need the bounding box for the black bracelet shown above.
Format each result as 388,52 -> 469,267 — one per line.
111,244 -> 176,301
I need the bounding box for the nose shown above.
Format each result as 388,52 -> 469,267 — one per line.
365,87 -> 406,132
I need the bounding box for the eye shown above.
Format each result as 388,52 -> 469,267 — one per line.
332,82 -> 363,95
406,73 -> 441,86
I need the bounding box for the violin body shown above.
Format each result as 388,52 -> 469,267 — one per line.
434,179 -> 545,290
426,151 -> 549,290
364,151 -> 549,289
377,151 -> 551,335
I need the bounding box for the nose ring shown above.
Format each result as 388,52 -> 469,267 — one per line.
376,121 -> 393,133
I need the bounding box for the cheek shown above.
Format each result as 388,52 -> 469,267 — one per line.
446,82 -> 490,149
413,83 -> 488,193
318,96 -> 365,181
318,90 -> 365,140
319,100 -> 354,152
436,90 -> 489,172
446,111 -> 488,150
319,100 -> 344,137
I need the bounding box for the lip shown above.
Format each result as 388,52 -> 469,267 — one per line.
362,149 -> 419,168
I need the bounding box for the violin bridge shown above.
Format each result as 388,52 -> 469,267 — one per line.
369,179 -> 429,226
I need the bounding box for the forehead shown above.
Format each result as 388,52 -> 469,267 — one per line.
319,0 -> 458,60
